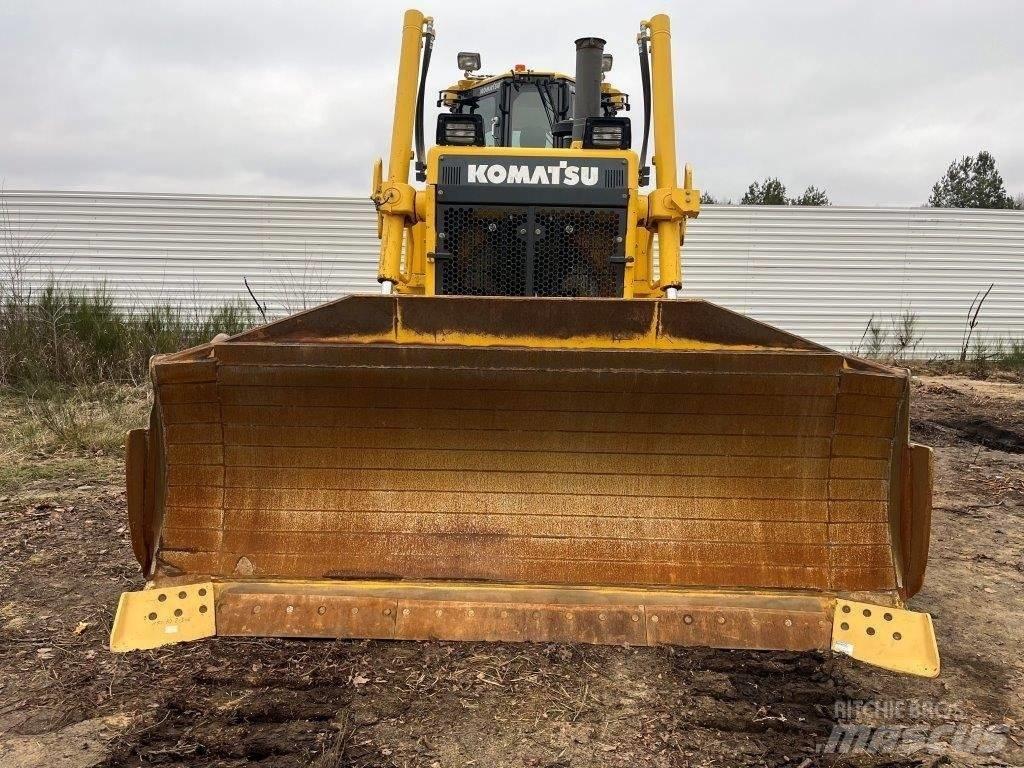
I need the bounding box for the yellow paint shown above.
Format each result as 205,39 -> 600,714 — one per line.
387,329 -> 767,352
424,183 -> 437,295
646,14 -> 681,289
377,9 -> 429,285
443,70 -> 575,95
263,329 -> 772,352
372,10 -> 704,299
279,300 -> 789,352
831,599 -> 940,678
110,582 -> 216,652
408,221 -> 427,289
632,226 -> 653,296
440,73 -> 627,116
371,157 -> 383,238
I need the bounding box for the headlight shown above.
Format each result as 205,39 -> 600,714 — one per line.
582,116 -> 631,150
457,52 -> 481,73
436,113 -> 485,146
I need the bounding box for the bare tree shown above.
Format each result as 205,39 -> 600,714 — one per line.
1,188 -> 51,304
275,245 -> 338,316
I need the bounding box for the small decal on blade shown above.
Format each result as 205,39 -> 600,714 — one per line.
832,640 -> 854,656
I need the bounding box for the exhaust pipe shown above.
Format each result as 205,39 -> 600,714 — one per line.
571,36 -> 606,142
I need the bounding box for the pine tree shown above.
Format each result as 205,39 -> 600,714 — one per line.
928,151 -> 1016,209
789,185 -> 831,206
700,192 -> 734,205
740,179 -> 831,206
741,178 -> 787,205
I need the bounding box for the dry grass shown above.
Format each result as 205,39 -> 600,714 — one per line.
0,384 -> 148,491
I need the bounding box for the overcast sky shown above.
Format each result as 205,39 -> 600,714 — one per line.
1,1 -> 1021,205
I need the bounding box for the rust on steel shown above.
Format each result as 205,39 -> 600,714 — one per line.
211,581 -> 835,651
127,295 -> 931,649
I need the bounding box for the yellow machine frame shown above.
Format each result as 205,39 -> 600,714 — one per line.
371,10 -> 700,299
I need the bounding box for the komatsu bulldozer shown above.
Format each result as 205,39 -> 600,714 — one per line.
111,10 -> 938,676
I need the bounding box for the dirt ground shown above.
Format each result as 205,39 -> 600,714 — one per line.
0,375 -> 1021,768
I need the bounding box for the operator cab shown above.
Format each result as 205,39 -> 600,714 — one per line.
422,51 -> 636,299
437,60 -> 629,149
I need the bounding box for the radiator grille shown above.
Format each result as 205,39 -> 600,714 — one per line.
437,205 -> 625,297
533,208 -> 622,297
438,207 -> 529,296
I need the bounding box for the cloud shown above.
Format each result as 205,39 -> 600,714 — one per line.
1,0 -> 1021,204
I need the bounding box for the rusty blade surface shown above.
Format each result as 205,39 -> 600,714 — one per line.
143,296 -> 915,609
212,581 -> 836,651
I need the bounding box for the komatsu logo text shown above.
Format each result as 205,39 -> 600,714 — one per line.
467,162 -> 599,186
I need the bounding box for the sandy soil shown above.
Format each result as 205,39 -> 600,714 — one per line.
0,376 -> 1021,767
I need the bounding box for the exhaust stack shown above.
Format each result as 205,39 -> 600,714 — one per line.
571,36 -> 606,142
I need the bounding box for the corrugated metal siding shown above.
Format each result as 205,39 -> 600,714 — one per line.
0,190 -> 379,317
2,190 -> 1023,354
680,205 -> 1024,353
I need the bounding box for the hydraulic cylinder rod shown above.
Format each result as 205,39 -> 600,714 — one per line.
648,13 -> 682,291
378,9 -> 426,290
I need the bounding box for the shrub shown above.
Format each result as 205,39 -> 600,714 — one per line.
0,282 -> 257,387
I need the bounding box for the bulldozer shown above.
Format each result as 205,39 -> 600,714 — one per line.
111,10 -> 938,677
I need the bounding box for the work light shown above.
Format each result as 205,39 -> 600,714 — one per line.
436,113 -> 485,146
601,53 -> 613,72
582,116 -> 631,149
457,51 -> 481,73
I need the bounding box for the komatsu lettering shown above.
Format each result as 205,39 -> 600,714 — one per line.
467,161 -> 599,186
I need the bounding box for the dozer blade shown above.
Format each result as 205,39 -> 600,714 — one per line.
114,296 -> 937,675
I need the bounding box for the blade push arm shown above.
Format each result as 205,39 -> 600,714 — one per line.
640,14 -> 700,297
374,9 -> 431,293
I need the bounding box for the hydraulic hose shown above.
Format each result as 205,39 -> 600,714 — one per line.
414,23 -> 434,182
637,30 -> 652,187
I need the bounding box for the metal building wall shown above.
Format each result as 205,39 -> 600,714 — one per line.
679,205 -> 1024,354
3,190 -> 1023,354
0,190 -> 379,318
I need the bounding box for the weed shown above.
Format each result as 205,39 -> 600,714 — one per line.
890,309 -> 922,362
1003,338 -> 1024,369
853,310 -> 922,363
966,336 -> 1024,377
855,315 -> 888,359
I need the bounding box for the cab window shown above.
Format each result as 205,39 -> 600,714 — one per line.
468,91 -> 499,146
508,86 -> 552,148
